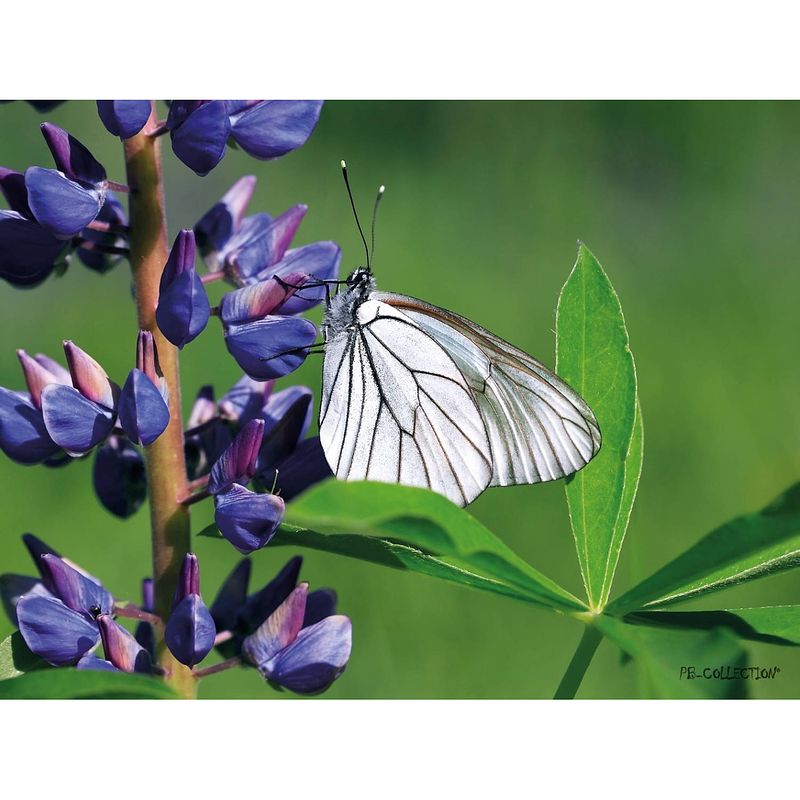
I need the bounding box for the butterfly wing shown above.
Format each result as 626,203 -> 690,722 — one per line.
373,292 -> 601,486
319,299 -> 493,506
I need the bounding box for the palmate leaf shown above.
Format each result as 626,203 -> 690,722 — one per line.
555,243 -> 641,609
200,480 -> 586,613
625,606 -> 800,647
0,668 -> 179,699
609,482 -> 800,614
596,616 -> 749,699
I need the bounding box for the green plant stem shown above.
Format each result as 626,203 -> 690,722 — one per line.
553,624 -> 603,699
123,103 -> 195,699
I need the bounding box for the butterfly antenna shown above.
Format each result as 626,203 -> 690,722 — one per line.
370,184 -> 385,267
341,160 -> 370,269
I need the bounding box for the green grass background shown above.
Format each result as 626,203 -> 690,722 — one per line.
1,101 -> 799,698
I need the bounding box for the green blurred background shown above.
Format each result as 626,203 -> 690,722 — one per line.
1,101 -> 799,698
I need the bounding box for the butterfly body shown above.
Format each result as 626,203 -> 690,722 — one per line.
318,267 -> 601,507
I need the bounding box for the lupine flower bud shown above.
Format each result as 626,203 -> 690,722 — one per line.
164,553 -> 216,667
156,229 -> 210,348
118,331 -> 170,446
96,100 -> 151,140
40,341 -> 118,455
213,484 -> 285,554
17,349 -> 70,408
97,614 -> 152,673
93,436 -> 147,518
208,418 -> 265,495
24,124 -> 107,239
242,583 -> 352,695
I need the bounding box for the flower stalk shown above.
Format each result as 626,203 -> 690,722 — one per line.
123,103 -> 195,698
553,624 -> 603,700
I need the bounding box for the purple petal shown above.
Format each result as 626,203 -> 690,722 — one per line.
97,614 -> 152,673
224,316 -> 317,381
76,652 -> 120,672
219,212 -> 273,283
34,353 -> 72,385
141,577 -> 154,612
223,206 -> 307,283
269,436 -> 333,501
40,383 -> 116,455
194,175 -> 256,259
257,388 -> 313,473
304,588 -> 338,628
208,418 -> 265,495
0,388 -> 60,464
22,533 -> 61,578
164,594 -> 216,667
229,101 -> 324,160
218,374 -> 272,424
220,274 -> 305,325
160,229 -> 196,287
76,191 -> 128,273
209,559 -> 251,633
238,556 -> 302,633
16,594 -> 99,666
213,484 -> 284,554
96,100 -> 151,139
40,123 -> 106,185
0,209 -> 64,287
242,583 -> 308,667
17,348 -> 69,408
63,340 -> 116,408
0,167 -> 32,216
185,417 -> 233,482
0,574 -> 49,625
135,330 -> 166,391
93,435 -> 147,519
40,554 -> 113,617
170,100 -> 231,176
118,369 -> 170,446
187,385 -> 216,428
255,242 -> 342,314
25,167 -> 103,239
166,101 -> 209,129
173,553 -> 201,607
264,615 -> 352,694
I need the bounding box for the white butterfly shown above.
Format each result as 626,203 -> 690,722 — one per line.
317,265 -> 601,507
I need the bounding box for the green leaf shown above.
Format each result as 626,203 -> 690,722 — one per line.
625,606 -> 800,647
555,243 -> 640,609
0,632 -> 49,680
0,668 -> 179,699
610,482 -> 800,614
201,479 -> 586,613
596,616 -> 749,699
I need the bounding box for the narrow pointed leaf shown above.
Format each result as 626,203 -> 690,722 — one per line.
610,482 -> 800,614
555,243 -> 639,609
0,632 -> 49,680
283,480 -> 584,612
625,606 -> 800,647
0,668 -> 178,698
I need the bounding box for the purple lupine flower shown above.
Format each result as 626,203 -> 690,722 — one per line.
24,124 -> 108,239
76,613 -> 153,673
75,191 -> 128,274
221,273 -> 318,381
164,553 -> 216,667
184,385 -> 233,481
208,419 -> 285,554
0,167 -> 68,287
92,435 -> 147,518
167,100 -> 324,176
0,349 -> 71,464
242,583 -> 351,695
118,331 -> 170,446
96,100 -> 151,140
40,341 -> 119,455
210,555 -> 338,661
156,229 -> 210,348
194,175 -> 257,269
16,550 -> 114,666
